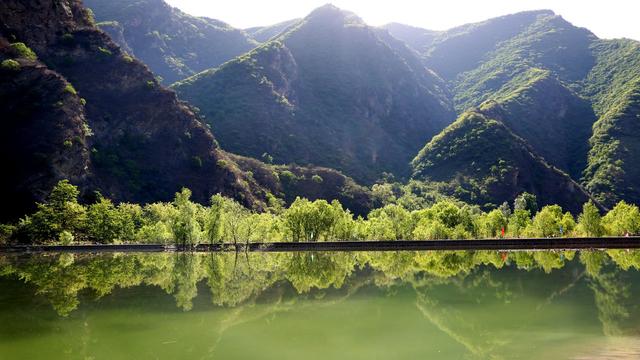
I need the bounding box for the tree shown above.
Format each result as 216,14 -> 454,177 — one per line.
602,201 -> 640,236
19,180 -> 86,243
527,205 -> 564,237
170,188 -> 201,247
204,194 -> 224,244
86,195 -> 123,243
507,209 -> 531,238
577,201 -> 604,237
514,192 -> 538,214
477,209 -> 508,238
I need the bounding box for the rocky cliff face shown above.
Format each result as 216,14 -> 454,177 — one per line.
0,0 -> 265,219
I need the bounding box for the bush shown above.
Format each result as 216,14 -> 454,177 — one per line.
97,47 -> 113,58
64,84 -> 77,95
312,174 -> 323,183
9,42 -> 37,60
1,59 -> 20,71
59,230 -> 74,245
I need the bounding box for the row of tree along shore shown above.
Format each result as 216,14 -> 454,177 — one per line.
1,181 -> 639,246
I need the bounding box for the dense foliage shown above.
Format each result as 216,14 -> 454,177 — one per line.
3,181 -> 639,246
411,111 -> 593,213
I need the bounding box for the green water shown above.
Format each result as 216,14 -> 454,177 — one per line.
1,250 -> 640,359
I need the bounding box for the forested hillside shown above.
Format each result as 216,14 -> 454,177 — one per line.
84,0 -> 258,83
174,5 -> 455,183
386,10 -> 640,209
411,111 -> 593,213
2,0 -> 640,222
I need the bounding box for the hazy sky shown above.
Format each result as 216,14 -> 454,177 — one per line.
164,0 -> 639,40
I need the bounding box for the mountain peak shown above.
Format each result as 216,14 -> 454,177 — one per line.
304,3 -> 363,26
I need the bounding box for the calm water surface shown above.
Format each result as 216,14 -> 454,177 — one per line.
1,250 -> 640,359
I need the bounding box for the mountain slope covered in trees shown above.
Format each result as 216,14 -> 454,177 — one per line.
0,0 -> 379,221
411,111 -> 594,213
387,10 -> 640,209
173,5 -> 456,184
84,0 -> 258,84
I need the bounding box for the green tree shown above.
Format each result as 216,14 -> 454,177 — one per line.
86,195 -> 123,243
204,194 -> 225,244
507,209 -> 531,238
526,205 -> 565,237
578,201 -> 604,237
514,192 -> 538,214
170,188 -> 201,247
20,180 -> 86,243
602,201 -> 640,236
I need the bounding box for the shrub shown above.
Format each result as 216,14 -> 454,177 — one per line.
312,174 -> 323,183
59,230 -> 74,245
64,84 -> 77,95
97,47 -> 112,58
1,59 -> 20,71
9,42 -> 37,60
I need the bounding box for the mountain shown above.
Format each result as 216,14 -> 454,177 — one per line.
411,111 -> 594,213
245,19 -> 300,43
478,70 -> 596,179
173,5 -> 456,184
0,0 -> 269,220
84,0 -> 258,84
582,39 -> 640,207
380,23 -> 439,55
390,10 -> 640,208
0,39 -> 91,220
0,0 -> 378,220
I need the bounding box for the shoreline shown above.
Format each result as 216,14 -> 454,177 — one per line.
1,237 -> 640,253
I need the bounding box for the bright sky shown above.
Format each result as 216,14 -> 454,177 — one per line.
165,0 -> 639,40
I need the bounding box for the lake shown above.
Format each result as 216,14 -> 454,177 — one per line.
1,250 -> 640,359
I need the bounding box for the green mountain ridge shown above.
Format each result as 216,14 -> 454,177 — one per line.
411,111 -> 594,213
245,19 -> 301,43
0,0 -> 377,221
84,0 -> 258,84
173,4 -> 455,184
2,0 -> 640,218
388,10 -> 639,209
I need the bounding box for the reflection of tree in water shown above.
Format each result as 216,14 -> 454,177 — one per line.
582,250 -> 640,337
1,249 -> 640,329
